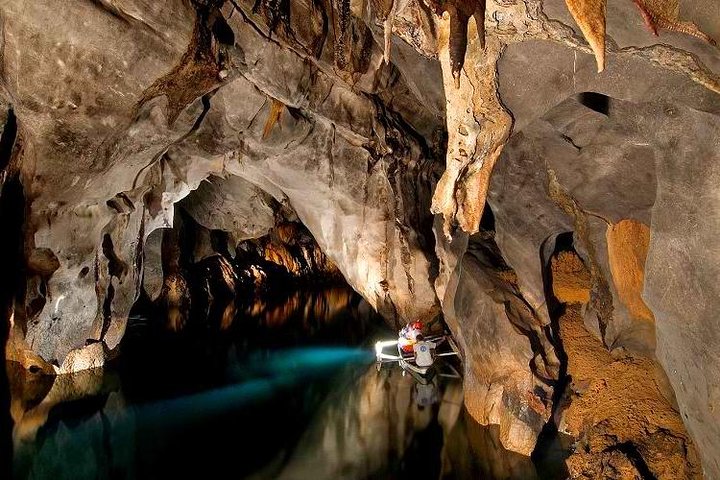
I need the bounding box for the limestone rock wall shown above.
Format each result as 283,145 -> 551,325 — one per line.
1,0 -> 443,369
491,40 -> 720,475
2,0 -> 720,476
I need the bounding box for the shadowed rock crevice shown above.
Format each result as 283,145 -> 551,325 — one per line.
607,441 -> 658,480
532,232 -> 574,476
0,174 -> 22,480
101,234 -> 128,280
576,92 -> 610,116
97,233 -> 129,343
1,109 -> 41,472
546,168 -> 615,344
0,108 -> 17,174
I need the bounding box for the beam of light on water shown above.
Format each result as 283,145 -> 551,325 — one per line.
140,347 -> 373,428
248,347 -> 373,373
11,346 -> 377,480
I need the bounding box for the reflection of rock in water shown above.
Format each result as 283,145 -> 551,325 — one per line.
257,365 -> 538,480
246,287 -> 355,329
8,360 -> 545,480
444,414 -> 539,480
16,392 -> 135,480
9,285 -> 549,480
7,363 -> 130,480
250,364 -> 455,480
128,284 -> 362,336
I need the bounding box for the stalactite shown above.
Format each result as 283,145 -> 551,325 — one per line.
564,0 -> 716,73
262,97 -> 286,139
370,0 -> 396,63
564,0 -> 607,72
425,0 -> 487,88
633,0 -> 717,45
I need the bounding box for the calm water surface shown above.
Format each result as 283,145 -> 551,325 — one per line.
9,286 -> 551,480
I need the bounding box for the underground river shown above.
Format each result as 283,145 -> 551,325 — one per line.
8,285 -> 565,479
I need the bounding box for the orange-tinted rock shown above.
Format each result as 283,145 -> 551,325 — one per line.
550,251 -> 592,304
26,248 -> 60,277
551,251 -> 701,479
606,219 -> 654,324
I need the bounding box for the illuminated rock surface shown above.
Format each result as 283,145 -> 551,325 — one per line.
2,0 -> 720,477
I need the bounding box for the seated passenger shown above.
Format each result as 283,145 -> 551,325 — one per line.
399,321 -> 424,353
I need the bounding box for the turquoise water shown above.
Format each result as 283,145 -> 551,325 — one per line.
8,286 -> 553,479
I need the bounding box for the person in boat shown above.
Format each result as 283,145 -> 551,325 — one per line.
399,321 -> 424,353
413,334 -> 437,368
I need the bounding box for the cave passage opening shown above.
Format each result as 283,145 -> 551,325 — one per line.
123,202 -> 383,353
7,196 -> 529,480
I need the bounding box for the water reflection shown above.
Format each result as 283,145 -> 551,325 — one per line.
256,365 -> 464,480
8,364 -> 122,479
253,365 -> 540,480
8,286 -> 543,480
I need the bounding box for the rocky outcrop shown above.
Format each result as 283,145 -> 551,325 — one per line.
2,0 -> 442,369
2,0 -> 720,476
550,250 -> 701,479
487,42 -> 720,475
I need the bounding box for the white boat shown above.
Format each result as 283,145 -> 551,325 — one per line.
374,333 -> 461,377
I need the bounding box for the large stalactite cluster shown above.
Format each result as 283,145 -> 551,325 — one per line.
298,0 -> 720,89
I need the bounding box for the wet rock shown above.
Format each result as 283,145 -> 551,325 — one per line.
452,246 -> 552,455
59,342 -> 107,374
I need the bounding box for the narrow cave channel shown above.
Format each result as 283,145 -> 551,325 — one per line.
8,204 -> 559,480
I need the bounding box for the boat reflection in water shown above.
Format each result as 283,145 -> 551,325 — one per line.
8,285 -> 542,480
255,364 -> 537,480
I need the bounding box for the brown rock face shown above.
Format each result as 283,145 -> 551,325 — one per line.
606,220 -> 655,324
2,0 -> 720,476
551,249 -> 701,479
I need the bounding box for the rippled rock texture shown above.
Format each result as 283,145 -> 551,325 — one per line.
2,0 -> 720,477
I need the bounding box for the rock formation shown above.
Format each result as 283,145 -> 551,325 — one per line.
2,0 -> 720,477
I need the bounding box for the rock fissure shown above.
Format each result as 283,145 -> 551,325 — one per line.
546,168 -> 614,343
0,108 -> 16,176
